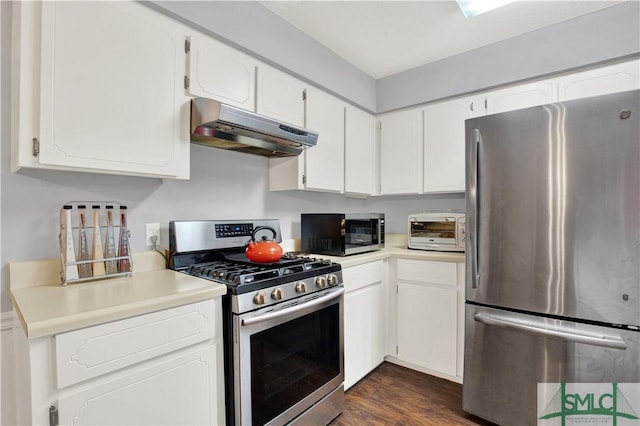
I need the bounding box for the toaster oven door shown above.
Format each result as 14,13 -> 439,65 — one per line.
409,218 -> 458,249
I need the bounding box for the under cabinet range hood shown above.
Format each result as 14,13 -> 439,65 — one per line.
190,98 -> 318,157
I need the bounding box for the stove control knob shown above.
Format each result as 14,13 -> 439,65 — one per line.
295,282 -> 307,293
253,292 -> 266,305
328,274 -> 339,286
316,276 -> 328,289
271,288 -> 283,301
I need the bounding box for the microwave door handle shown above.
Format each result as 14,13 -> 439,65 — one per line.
241,288 -> 344,327
469,129 -> 481,289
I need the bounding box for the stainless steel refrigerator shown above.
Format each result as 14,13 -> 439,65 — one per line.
463,89 -> 640,425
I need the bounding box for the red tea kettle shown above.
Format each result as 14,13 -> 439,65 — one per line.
245,226 -> 283,263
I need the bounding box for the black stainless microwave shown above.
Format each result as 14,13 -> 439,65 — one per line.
301,213 -> 385,256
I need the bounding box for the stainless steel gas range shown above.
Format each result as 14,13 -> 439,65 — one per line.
169,219 -> 344,426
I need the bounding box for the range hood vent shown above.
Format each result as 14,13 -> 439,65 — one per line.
190,98 -> 318,157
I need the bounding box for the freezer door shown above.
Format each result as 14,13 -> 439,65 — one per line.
465,89 -> 640,327
463,304 -> 640,426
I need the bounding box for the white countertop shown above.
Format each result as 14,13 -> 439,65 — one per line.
9,252 -> 227,339
10,235 -> 462,339
282,233 -> 466,268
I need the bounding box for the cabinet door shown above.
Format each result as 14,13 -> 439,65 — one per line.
58,346 -> 222,426
467,95 -> 487,119
345,106 -> 376,195
378,109 -> 423,195
485,80 -> 556,115
304,87 -> 345,192
557,59 -> 640,102
423,97 -> 474,193
344,281 -> 386,390
397,282 -> 457,376
187,32 -> 256,110
256,63 -> 305,127
456,262 -> 465,379
37,2 -> 188,178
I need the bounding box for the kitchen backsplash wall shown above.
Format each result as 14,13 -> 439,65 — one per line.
0,140 -> 460,312
267,191 -> 464,241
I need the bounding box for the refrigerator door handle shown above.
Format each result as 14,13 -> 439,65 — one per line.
469,129 -> 481,289
474,313 -> 628,350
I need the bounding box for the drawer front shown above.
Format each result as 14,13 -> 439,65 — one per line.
55,299 -> 218,388
397,258 -> 457,286
343,260 -> 384,293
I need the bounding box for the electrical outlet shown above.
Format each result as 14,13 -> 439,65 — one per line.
145,223 -> 161,247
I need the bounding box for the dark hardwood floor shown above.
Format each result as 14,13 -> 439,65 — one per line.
330,362 -> 496,426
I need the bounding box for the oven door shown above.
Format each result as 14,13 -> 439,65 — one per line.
234,287 -> 344,426
409,217 -> 458,249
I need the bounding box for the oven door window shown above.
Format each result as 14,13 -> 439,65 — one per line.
345,219 -> 377,247
250,303 -> 340,426
411,220 -> 455,239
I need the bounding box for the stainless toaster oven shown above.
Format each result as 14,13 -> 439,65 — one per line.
408,212 -> 465,252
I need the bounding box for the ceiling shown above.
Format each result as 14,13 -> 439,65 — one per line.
258,0 -> 626,79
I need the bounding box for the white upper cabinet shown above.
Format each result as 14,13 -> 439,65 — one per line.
345,106 -> 376,196
420,81 -> 554,194
12,1 -> 190,179
269,87 -> 345,193
186,32 -> 257,111
256,63 -> 306,127
485,80 -> 557,115
557,59 -> 640,102
304,87 -> 345,192
419,60 -> 637,195
423,96 -> 481,193
378,108 -> 423,195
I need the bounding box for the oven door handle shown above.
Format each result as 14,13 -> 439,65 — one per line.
241,288 -> 344,327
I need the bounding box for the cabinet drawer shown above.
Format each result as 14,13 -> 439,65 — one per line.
55,299 -> 218,388
397,259 -> 457,286
343,261 -> 384,293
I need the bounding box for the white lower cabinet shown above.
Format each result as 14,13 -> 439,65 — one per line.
394,258 -> 464,382
13,299 -> 225,426
58,346 -> 217,425
397,282 -> 457,377
343,260 -> 387,390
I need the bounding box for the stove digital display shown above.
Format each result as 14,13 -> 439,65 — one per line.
215,223 -> 254,238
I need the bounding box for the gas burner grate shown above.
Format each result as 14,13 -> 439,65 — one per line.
184,255 -> 341,293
